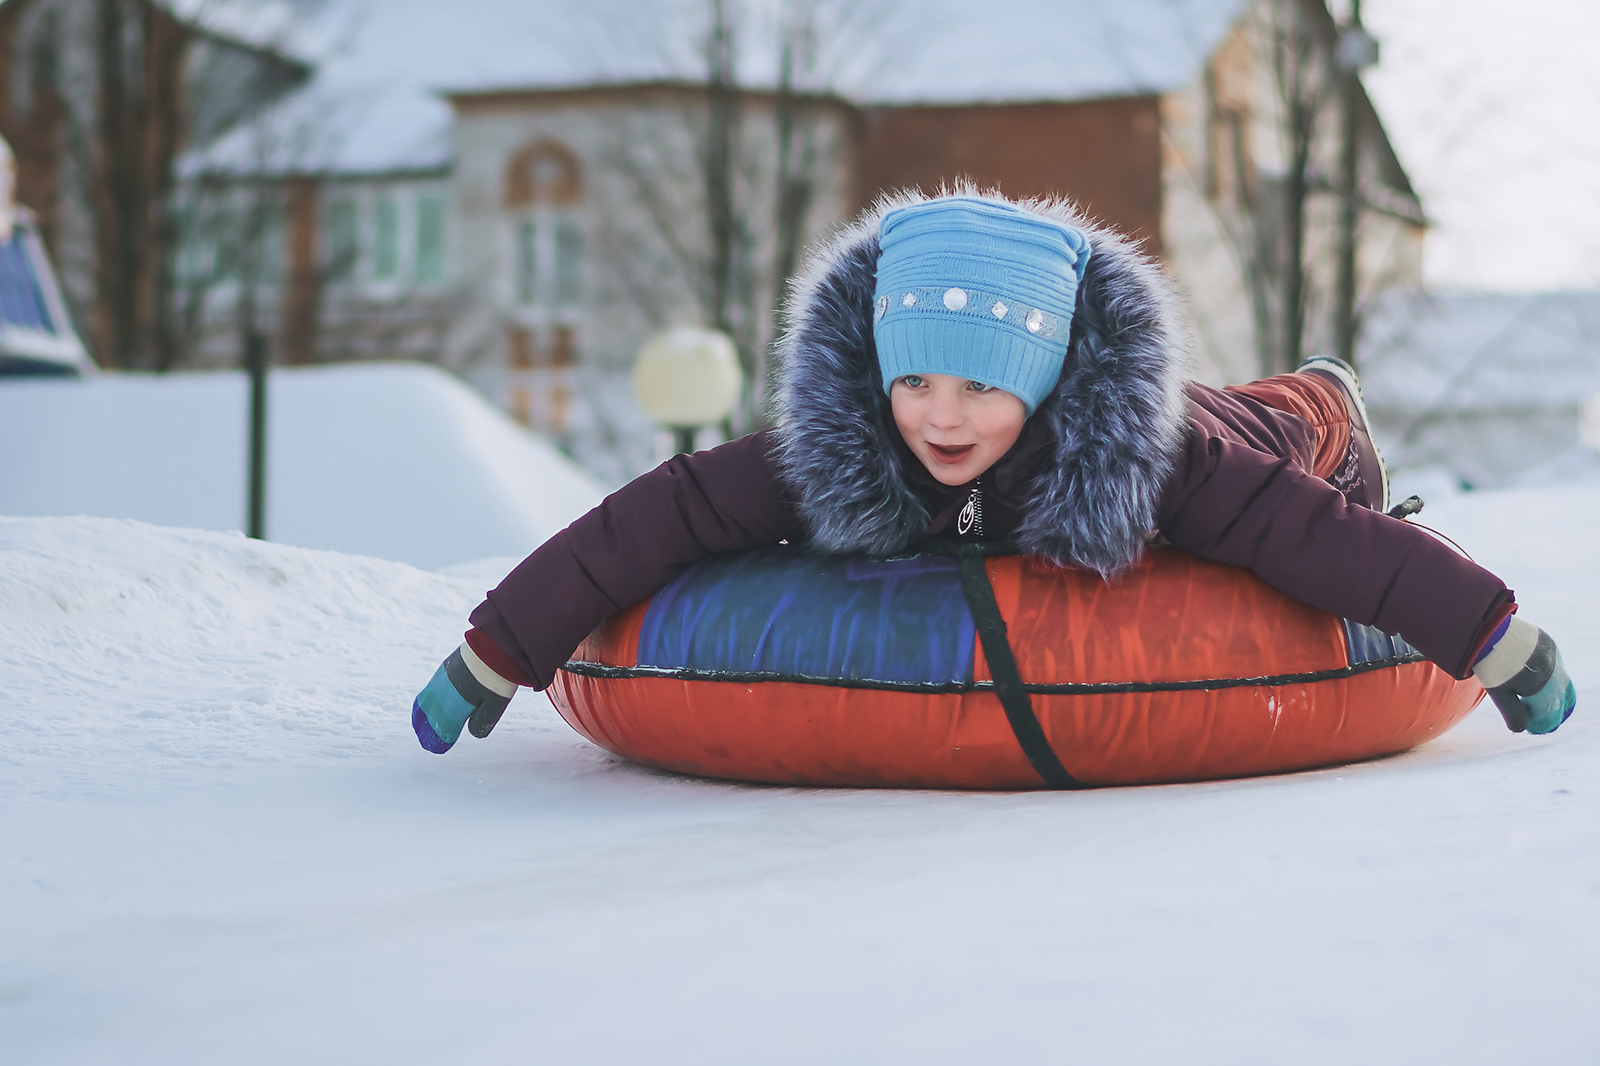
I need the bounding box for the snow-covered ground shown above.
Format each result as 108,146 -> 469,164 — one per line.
3,482 -> 1598,1064
0,363 -> 605,570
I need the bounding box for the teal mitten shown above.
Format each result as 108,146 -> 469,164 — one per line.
412,645 -> 516,753
1473,617 -> 1577,735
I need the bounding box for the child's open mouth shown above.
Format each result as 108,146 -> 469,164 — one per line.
927,442 -> 975,464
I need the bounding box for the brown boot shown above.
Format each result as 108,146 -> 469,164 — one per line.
1297,356 -> 1389,513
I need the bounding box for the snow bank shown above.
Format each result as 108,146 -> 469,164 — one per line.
0,517 -> 476,771
3,483 -> 1599,1063
0,362 -> 605,570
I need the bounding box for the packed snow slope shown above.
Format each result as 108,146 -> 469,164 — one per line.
0,363 -> 605,570
3,484 -> 1599,1064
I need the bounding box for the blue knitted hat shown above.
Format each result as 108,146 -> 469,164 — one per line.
873,197 -> 1091,415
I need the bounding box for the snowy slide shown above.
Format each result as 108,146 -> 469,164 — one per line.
2,485 -> 1598,1063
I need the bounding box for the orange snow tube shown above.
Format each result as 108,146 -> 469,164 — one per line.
547,544 -> 1484,789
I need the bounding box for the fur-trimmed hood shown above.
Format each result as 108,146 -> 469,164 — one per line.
772,187 -> 1190,575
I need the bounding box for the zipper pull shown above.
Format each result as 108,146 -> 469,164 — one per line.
957,479 -> 983,538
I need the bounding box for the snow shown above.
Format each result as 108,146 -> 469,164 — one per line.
1361,0 -> 1600,290
1360,290 -> 1600,414
0,362 -> 606,571
4,479 -> 1599,1063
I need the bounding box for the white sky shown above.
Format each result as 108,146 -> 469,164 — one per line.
1359,0 -> 1600,291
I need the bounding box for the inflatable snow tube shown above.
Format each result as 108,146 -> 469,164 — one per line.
548,544 -> 1485,789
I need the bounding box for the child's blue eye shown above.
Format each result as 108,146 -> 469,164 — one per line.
901,375 -> 925,388
968,381 -> 993,392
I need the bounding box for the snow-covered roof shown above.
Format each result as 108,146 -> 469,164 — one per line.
192,0 -> 1248,173
1360,290 -> 1600,414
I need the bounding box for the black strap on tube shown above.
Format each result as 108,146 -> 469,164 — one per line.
940,543 -> 1085,789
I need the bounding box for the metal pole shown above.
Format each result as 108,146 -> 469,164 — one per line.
246,332 -> 268,539
671,426 -> 697,456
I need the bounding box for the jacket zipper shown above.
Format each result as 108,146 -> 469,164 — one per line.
958,478 -> 984,539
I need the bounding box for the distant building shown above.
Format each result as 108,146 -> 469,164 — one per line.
1360,290 -> 1600,489
0,205 -> 87,375
0,134 -> 87,375
0,0 -> 311,369
11,0 -> 1427,478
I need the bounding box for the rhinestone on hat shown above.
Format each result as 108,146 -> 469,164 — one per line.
991,301 -> 1008,319
875,295 -> 889,321
943,288 -> 968,311
902,292 -> 917,308
1025,308 -> 1045,334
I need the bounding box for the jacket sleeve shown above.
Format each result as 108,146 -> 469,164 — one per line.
1158,421 -> 1513,680
468,430 -> 804,689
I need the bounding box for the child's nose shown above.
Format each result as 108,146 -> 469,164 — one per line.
927,392 -> 964,428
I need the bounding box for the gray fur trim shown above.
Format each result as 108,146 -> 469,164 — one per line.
773,185 -> 1190,575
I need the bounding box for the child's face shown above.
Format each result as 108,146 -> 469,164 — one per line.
890,373 -> 1027,486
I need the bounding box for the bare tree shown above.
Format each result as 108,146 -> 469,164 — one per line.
702,0 -> 742,348
767,0 -> 823,398
1205,0 -> 1343,376
0,0 -> 310,370
1267,0 -> 1325,371
597,0 -> 849,430
91,0 -> 187,369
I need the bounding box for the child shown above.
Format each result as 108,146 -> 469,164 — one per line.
413,192 -> 1577,754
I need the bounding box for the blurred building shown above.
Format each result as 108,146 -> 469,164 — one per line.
3,0 -> 1426,478
0,132 -> 88,375
0,0 -> 312,370
1360,290 -> 1600,490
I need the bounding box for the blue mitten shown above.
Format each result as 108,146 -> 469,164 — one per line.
1473,617 -> 1577,735
412,644 -> 517,753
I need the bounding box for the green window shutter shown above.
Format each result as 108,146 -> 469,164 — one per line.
555,213 -> 582,308
172,205 -> 205,284
415,194 -> 446,284
373,195 -> 400,280
209,207 -> 239,282
325,199 -> 359,282
515,217 -> 537,304
258,204 -> 286,285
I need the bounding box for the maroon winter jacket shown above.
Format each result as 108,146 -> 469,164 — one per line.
470,382 -> 1511,690
470,191 -> 1511,690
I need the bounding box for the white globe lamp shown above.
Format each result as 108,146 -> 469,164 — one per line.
633,327 -> 743,453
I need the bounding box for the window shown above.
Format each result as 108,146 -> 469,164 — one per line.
512,210 -> 581,311
324,199 -> 358,283
515,218 -> 538,304
176,198 -> 284,288
372,194 -> 399,280
554,214 -> 582,307
208,207 -> 239,283
172,206 -> 208,285
504,139 -> 582,316
501,140 -> 582,438
253,204 -> 285,286
415,193 -> 446,283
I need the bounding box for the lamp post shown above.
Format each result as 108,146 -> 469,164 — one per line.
245,331 -> 268,539
632,327 -> 743,455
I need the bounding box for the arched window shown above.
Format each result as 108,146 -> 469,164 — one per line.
504,140 -> 583,317
502,140 -> 583,436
